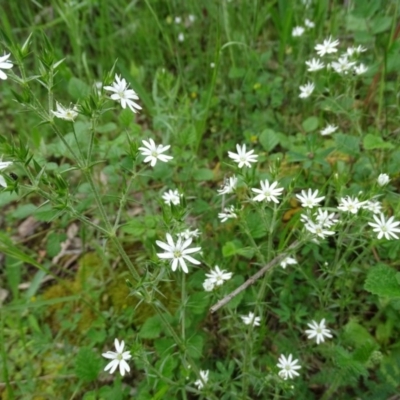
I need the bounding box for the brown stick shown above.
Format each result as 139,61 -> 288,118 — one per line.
209,240 -> 300,313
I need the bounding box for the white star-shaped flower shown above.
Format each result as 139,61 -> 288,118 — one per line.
241,312 -> 261,327
252,179 -> 284,203
156,233 -> 201,273
377,173 -> 390,186
194,370 -> 209,389
368,213 -> 400,240
102,338 -> 132,376
299,81 -> 315,98
354,63 -> 368,75
292,26 -> 305,37
337,196 -> 365,214
139,138 -> 173,167
205,265 -> 232,286
218,176 -> 238,195
304,221 -> 335,239
228,144 -> 258,168
296,189 -> 325,208
320,124 -> 338,136
331,56 -> 356,74
0,161 -> 12,188
51,102 -> 79,121
362,200 -> 382,214
315,36 -> 340,57
305,58 -> 324,72
218,205 -> 237,222
305,319 -> 333,344
162,189 -> 180,205
0,53 -> 13,80
104,74 -> 142,113
277,354 -> 301,380
280,256 -> 297,269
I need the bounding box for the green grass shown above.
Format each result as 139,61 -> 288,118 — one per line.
1,0 -> 400,399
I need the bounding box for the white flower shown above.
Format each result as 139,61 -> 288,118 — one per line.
188,14 -> 196,23
102,338 -> 132,376
347,45 -> 367,56
218,205 -> 237,222
305,319 -> 333,344
299,81 -> 315,98
315,209 -> 338,227
320,124 -> 338,136
210,62 -> 215,68
280,256 -> 297,269
292,26 -> 305,37
304,18 -> 315,28
377,173 -> 390,186
363,200 -> 382,214
354,63 -> 368,75
315,36 -> 340,57
228,144 -> 258,168
0,53 -> 13,80
218,176 -> 238,195
296,189 -> 325,208
174,16 -> 182,24
252,179 -> 284,203
331,56 -> 356,74
305,58 -> 324,72
337,196 -> 365,214
177,229 -> 201,240
0,161 -> 12,188
241,312 -> 260,326
194,370 -> 209,389
304,220 -> 335,239
51,102 -> 79,121
104,74 -> 142,113
277,354 -> 301,380
178,33 -> 185,42
162,189 -> 180,205
368,213 -> 400,240
203,279 -> 215,292
139,139 -> 173,167
156,233 -> 201,273
205,265 -> 232,286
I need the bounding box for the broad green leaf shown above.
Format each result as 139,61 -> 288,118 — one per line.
259,129 -> 279,152
334,134 -> 360,155
74,347 -> 101,382
363,134 -> 394,150
68,77 -> 90,100
139,315 -> 163,339
302,116 -> 319,133
187,334 -> 204,358
365,264 -> 400,298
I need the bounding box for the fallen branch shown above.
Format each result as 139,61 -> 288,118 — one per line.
210,240 -> 300,313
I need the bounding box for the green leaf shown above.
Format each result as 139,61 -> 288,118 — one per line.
259,129 -> 279,152
187,292 -> 210,315
186,334 -> 204,358
302,116 -> 319,133
365,264 -> 400,298
363,134 -> 394,150
246,211 -> 268,239
74,347 -> 101,383
46,233 -> 67,258
68,77 -> 91,100
334,134 -> 360,155
139,315 -> 162,339
222,240 -> 243,257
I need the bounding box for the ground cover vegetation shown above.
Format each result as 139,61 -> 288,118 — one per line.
1,0 -> 400,399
